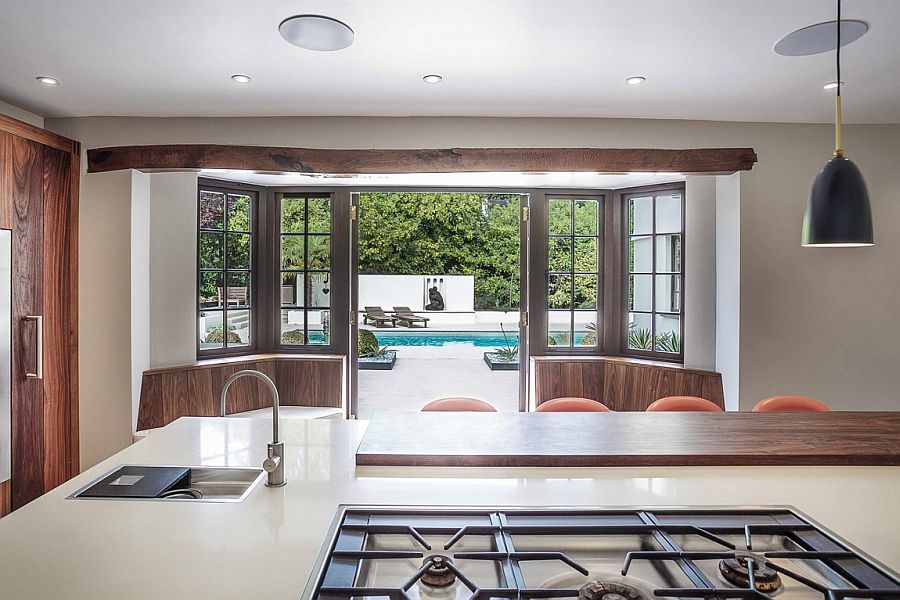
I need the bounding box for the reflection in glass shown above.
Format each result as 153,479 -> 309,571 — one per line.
629,196 -> 653,235
630,235 -> 653,272
629,274 -> 652,312
655,234 -> 682,273
655,275 -> 681,313
655,194 -> 682,233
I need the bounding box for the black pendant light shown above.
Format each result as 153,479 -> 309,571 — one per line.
801,0 -> 874,247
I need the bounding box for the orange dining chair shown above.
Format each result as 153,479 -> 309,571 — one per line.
752,396 -> 831,413
535,397 -> 611,412
421,397 -> 498,412
646,396 -> 723,412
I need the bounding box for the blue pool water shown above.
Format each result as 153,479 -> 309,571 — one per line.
371,330 -> 519,347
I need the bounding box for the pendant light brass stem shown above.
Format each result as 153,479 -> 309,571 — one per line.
834,95 -> 843,156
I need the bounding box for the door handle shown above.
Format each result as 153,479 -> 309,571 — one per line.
24,315 -> 43,379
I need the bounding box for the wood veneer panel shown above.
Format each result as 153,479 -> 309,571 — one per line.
0,114 -> 77,154
10,135 -> 43,510
532,356 -> 723,411
41,145 -> 78,489
87,145 -> 758,175
136,355 -> 345,430
356,412 -> 900,467
0,480 -> 10,517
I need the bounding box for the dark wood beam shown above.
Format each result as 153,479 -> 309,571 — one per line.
87,144 -> 757,175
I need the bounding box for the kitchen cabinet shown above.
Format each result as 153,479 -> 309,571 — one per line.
0,115 -> 79,515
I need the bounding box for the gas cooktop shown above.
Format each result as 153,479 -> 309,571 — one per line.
303,506 -> 900,600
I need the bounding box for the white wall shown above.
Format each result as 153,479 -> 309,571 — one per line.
130,172 -> 151,432
715,174 -> 741,411
684,176 -> 718,371
149,172 -> 198,368
78,170 -> 138,469
47,115 -> 900,426
358,275 -> 474,312
0,99 -> 43,128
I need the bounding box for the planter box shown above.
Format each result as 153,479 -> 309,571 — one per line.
359,351 -> 397,371
483,352 -> 519,371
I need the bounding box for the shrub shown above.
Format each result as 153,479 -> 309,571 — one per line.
205,326 -> 241,344
281,329 -> 306,345
359,329 -> 390,358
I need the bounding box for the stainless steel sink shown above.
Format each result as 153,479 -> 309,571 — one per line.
68,465 -> 266,503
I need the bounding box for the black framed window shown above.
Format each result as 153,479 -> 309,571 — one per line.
197,186 -> 255,354
624,187 -> 684,358
279,195 -> 333,347
546,197 -> 602,347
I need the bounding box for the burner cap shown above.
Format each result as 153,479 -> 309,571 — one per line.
579,580 -> 650,600
718,552 -> 782,593
421,555 -> 456,588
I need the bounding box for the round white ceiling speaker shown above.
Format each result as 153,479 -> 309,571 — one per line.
279,15 -> 354,51
774,19 -> 868,56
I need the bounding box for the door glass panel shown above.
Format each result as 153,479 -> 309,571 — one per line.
226,272 -> 251,307
573,237 -> 598,271
629,197 -> 653,235
655,194 -> 682,233
281,272 -> 302,307
629,274 -> 652,312
226,194 -> 251,231
655,275 -> 681,313
548,238 -> 571,272
573,200 -> 598,235
548,311 -> 573,347
574,275 -> 598,309
226,233 -> 251,269
226,309 -> 251,347
199,272 -> 224,308
281,309 -> 306,345
656,234 -> 682,273
306,235 -> 331,269
281,236 -> 305,270
630,235 -> 653,272
547,274 -> 573,309
281,198 -> 306,233
655,314 -> 681,353
627,312 -> 654,350
199,191 -> 225,230
548,199 -> 572,235
199,233 -> 224,268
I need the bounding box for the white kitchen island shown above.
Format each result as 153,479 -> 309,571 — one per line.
0,417 -> 897,600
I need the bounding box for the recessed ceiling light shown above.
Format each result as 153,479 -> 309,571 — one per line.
625,76 -> 646,85
231,74 -> 252,84
279,15 -> 354,51
774,19 -> 868,56
423,74 -> 443,84
36,76 -> 59,85
822,81 -> 844,90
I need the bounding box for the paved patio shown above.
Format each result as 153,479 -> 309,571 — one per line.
357,346 -> 519,418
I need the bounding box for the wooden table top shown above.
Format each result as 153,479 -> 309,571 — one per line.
355,411 -> 900,467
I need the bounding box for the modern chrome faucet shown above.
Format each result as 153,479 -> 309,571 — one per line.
220,369 -> 286,488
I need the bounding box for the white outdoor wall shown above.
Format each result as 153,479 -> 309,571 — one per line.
149,172 -> 198,368
48,115 -> 900,417
716,174 -> 741,411
358,275 -> 474,312
0,99 -> 43,128
684,176 -> 717,371
78,170 -> 139,469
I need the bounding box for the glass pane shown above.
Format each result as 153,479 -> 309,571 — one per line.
548,199 -> 571,235
573,237 -> 598,272
199,191 -> 224,230
630,235 -> 653,273
281,309 -> 306,345
547,274 -> 572,309
629,274 -> 652,312
281,198 -> 305,233
198,310 -> 224,349
548,237 -> 571,272
627,313 -> 654,350
306,235 -> 331,269
655,194 -> 682,233
573,200 -> 598,235
656,234 -> 682,273
307,272 -> 332,308
199,271 -> 224,308
226,272 -> 250,307
281,272 -> 301,307
307,198 -> 331,233
226,233 -> 251,269
655,275 -> 681,313
281,235 -> 305,270
574,312 -> 598,346
655,314 -> 681,353
574,275 -> 598,309
226,309 -> 251,347
199,232 -> 224,269
547,311 -> 573,347
308,309 -> 330,345
628,196 -> 653,235
226,194 -> 251,231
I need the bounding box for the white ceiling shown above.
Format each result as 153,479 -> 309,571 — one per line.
197,170 -> 684,189
1,0 -> 898,123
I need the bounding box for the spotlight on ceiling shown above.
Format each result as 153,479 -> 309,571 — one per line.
422,74 -> 443,84
279,15 -> 354,51
231,74 -> 252,84
822,81 -> 843,90
36,76 -> 60,85
625,76 -> 646,85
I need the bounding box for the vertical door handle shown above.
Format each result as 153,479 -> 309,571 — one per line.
24,315 -> 43,379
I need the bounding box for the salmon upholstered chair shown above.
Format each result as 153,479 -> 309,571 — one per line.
646,396 -> 723,412
536,397 -> 611,412
752,396 -> 831,413
421,397 -> 498,412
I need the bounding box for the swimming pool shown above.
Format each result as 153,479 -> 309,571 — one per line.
369,330 -> 519,347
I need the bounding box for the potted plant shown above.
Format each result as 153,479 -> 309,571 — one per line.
483,324 -> 519,371
358,329 -> 396,370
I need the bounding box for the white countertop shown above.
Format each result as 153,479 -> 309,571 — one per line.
0,417 -> 898,599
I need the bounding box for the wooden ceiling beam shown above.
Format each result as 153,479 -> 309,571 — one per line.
86,144 -> 757,175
